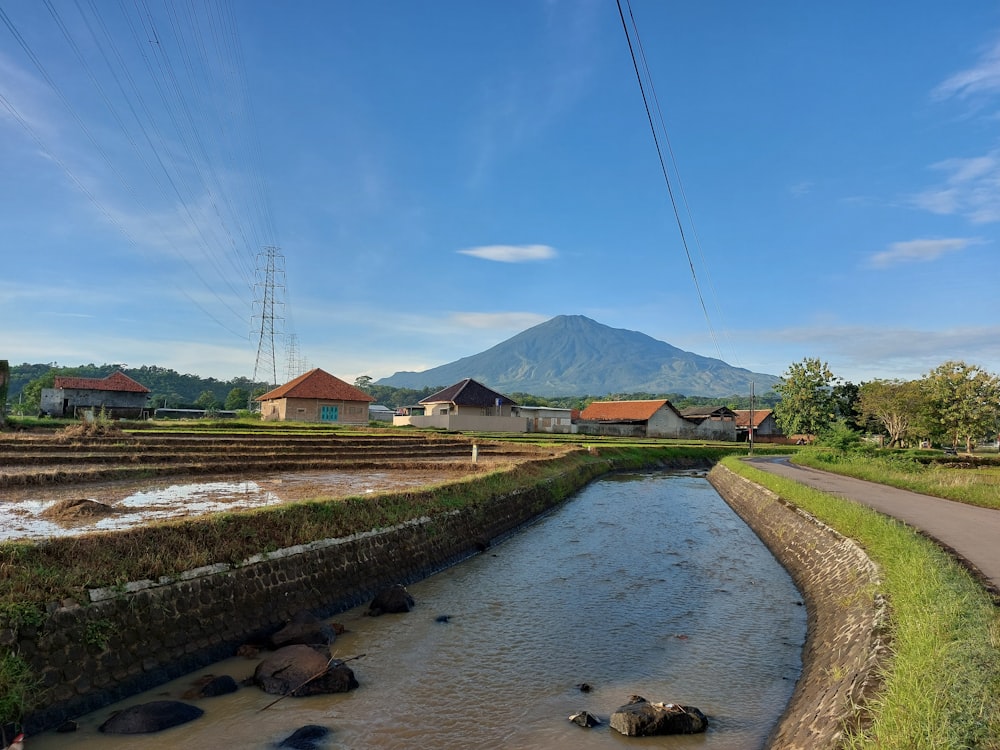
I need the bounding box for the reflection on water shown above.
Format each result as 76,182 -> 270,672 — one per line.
28,472 -> 806,749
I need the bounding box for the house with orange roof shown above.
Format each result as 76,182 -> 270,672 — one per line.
256,368 -> 373,424
393,378 -> 527,432
578,398 -> 737,440
40,371 -> 151,419
732,409 -> 782,443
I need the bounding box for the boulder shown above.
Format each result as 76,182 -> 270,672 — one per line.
568,711 -> 601,728
609,696 -> 707,737
279,724 -> 330,748
253,645 -> 358,696
195,674 -> 240,698
98,700 -> 204,734
269,610 -> 337,649
367,584 -> 414,616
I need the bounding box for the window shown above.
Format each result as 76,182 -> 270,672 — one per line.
321,405 -> 339,421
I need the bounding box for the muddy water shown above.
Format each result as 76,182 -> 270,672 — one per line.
28,472 -> 806,749
0,469 -> 458,541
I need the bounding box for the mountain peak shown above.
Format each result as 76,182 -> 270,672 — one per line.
377,315 -> 778,397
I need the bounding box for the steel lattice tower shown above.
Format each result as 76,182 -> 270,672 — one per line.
251,246 -> 285,388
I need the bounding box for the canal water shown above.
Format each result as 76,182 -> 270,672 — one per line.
28,471 -> 806,749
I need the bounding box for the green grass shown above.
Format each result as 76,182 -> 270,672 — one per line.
725,456 -> 1000,749
793,448 -> 1000,510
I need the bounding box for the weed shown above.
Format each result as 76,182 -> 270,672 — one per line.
83,619 -> 114,650
0,651 -> 37,728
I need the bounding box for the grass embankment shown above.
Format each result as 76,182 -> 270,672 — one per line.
793,449 -> 1000,510
725,456 -> 1000,750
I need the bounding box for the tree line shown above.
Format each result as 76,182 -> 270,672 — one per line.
774,357 -> 1000,451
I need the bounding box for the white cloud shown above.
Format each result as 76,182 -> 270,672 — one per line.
911,151 -> 1000,223
868,237 -> 979,268
933,39 -> 1000,101
457,244 -> 557,263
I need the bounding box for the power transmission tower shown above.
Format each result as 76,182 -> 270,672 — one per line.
284,332 -> 308,381
251,246 -> 285,388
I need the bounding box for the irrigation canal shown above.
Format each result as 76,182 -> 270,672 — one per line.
29,471 -> 806,749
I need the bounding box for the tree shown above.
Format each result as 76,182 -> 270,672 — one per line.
195,390 -> 219,410
0,360 -> 8,427
922,361 -> 1000,452
857,379 -> 926,447
224,387 -> 250,411
773,358 -> 840,437
353,375 -> 374,392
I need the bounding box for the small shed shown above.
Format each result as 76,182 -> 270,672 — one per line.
257,368 -> 373,424
679,405 -> 737,442
733,409 -> 782,442
40,371 -> 150,419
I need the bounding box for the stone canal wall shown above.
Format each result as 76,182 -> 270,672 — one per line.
708,463 -> 888,750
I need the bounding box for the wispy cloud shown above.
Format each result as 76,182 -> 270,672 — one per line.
457,244 -> 557,263
448,311 -> 549,330
757,323 -> 1000,382
932,38 -> 1000,101
911,151 -> 1000,223
868,237 -> 980,268
789,180 -> 814,197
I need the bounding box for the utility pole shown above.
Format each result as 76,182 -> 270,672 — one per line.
251,246 -> 285,390
748,380 -> 755,455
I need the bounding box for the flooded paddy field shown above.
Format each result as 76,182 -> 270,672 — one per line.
0,468 -> 473,542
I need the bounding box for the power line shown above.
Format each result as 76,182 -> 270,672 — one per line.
616,0 -> 729,364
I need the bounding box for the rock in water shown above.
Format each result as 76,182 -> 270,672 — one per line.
269,610 -> 337,649
279,724 -> 330,749
609,696 -> 707,737
98,701 -> 204,734
368,584 -> 414,616
568,711 -> 601,728
253,645 -> 358,696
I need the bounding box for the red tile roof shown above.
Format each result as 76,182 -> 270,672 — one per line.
257,368 -> 374,403
579,399 -> 677,422
732,409 -> 773,428
53,371 -> 150,393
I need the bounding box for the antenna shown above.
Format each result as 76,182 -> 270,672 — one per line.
251,246 -> 285,388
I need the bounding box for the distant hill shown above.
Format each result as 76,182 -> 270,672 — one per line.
377,315 -> 780,398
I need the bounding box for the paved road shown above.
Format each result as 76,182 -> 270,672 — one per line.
745,456 -> 1000,597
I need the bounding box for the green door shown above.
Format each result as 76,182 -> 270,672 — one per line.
320,405 -> 339,422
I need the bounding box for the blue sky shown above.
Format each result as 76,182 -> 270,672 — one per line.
3,1 -> 1000,389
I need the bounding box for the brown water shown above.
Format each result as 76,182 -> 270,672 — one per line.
27,471 -> 806,749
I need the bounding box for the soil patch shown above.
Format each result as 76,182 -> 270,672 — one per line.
40,497 -> 117,522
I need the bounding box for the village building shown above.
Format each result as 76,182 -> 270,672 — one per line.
733,408 -> 783,443
393,378 -> 526,432
256,368 -> 373,424
368,404 -> 395,422
577,399 -> 737,440
512,405 -> 577,434
679,405 -> 738,441
40,371 -> 150,419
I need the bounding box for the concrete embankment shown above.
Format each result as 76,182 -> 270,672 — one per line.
708,463 -> 888,750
